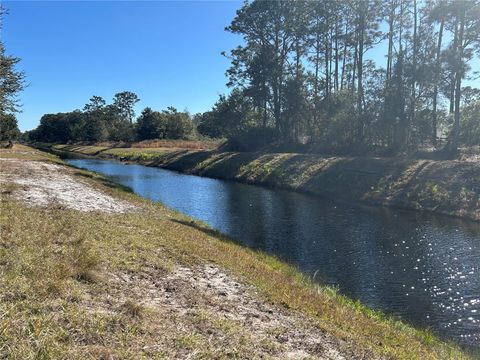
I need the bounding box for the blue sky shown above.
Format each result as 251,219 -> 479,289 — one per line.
3,1 -> 479,132
3,1 -> 242,131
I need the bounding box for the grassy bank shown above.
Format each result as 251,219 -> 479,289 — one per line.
0,145 -> 471,359
52,143 -> 480,221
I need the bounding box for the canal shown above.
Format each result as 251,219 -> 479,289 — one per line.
66,157 -> 480,351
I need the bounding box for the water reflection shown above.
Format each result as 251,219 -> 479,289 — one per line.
66,158 -> 480,350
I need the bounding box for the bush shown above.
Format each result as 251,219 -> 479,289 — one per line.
225,126 -> 277,151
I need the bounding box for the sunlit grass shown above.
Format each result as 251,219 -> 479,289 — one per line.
130,138 -> 221,150
0,146 -> 471,359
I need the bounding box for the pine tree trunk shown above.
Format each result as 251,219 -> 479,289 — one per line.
386,3 -> 395,83
352,39 -> 357,92
340,23 -> 348,90
449,19 -> 459,114
409,0 -> 417,145
325,32 -> 330,99
357,10 -> 365,144
452,8 -> 465,153
432,18 -> 444,146
313,31 -> 321,127
334,19 -> 339,92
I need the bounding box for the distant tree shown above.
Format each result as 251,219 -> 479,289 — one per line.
136,107 -> 164,140
196,90 -> 274,150
197,90 -> 255,139
196,111 -> 224,139
0,113 -> 21,141
162,107 -> 194,139
83,95 -> 108,142
29,93 -> 141,144
106,117 -> 135,142
226,0 -> 299,138
82,116 -> 107,142
112,91 -> 140,123
31,113 -> 77,143
83,95 -> 106,113
64,111 -> 87,141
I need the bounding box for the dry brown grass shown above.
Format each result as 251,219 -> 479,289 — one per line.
130,139 -> 221,150
51,139 -> 222,151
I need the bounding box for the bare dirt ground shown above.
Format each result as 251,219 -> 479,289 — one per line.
101,263 -> 361,359
0,158 -> 135,213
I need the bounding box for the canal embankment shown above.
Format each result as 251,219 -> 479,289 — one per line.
0,144 -> 471,359
49,144 -> 480,222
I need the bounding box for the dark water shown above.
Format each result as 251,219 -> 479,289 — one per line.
66,158 -> 480,351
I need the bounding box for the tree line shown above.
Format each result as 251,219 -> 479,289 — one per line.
2,1 -> 480,155
196,0 -> 480,154
25,93 -> 195,143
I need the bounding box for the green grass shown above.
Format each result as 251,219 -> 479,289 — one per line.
53,144 -> 109,155
48,143 -> 480,222
0,145 -> 471,359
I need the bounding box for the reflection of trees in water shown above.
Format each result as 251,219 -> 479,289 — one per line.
220,183 -> 302,249
376,205 -> 480,238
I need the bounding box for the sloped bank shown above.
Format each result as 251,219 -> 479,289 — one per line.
6,145 -> 471,359
52,144 -> 480,221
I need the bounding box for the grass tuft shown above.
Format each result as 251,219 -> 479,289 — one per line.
119,300 -> 144,319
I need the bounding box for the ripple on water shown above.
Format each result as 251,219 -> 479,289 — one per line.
65,158 -> 480,349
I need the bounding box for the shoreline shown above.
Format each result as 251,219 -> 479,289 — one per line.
46,143 -> 480,222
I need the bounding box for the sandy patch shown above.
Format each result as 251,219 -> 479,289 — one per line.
103,263 -> 372,360
0,158 -> 135,213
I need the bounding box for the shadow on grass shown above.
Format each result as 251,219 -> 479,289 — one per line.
301,156 -> 413,200
171,218 -> 228,240
149,150 -> 214,171
72,171 -> 134,193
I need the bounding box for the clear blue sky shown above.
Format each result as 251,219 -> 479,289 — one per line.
3,1 -> 479,132
3,1 -> 242,131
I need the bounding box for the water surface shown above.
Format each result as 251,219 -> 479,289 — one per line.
66,158 -> 480,350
